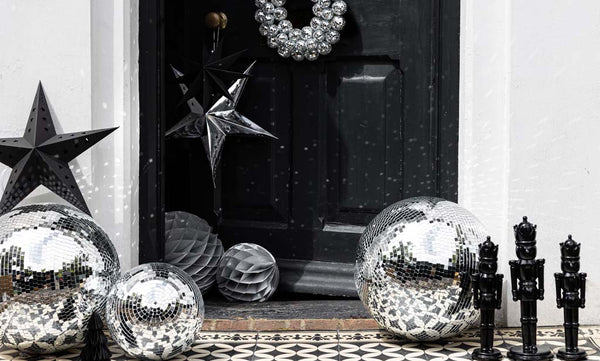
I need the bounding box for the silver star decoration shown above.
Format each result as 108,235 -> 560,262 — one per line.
166,62 -> 277,185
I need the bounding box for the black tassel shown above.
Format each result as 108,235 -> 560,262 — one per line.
80,311 -> 111,361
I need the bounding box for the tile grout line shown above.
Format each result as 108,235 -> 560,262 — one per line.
250,330 -> 259,361
337,329 -> 341,361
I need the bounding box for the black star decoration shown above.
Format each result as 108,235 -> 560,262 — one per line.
176,39 -> 249,108
0,82 -> 117,215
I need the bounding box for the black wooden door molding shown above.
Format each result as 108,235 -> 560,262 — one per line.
277,258 -> 358,297
139,0 -> 166,263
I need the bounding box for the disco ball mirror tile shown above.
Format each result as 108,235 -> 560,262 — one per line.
0,203 -> 120,354
355,197 -> 486,341
106,262 -> 204,361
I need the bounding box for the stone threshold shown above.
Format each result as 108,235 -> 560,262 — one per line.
201,317 -> 379,331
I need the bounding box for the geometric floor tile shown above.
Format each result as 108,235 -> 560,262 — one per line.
0,327 -> 599,361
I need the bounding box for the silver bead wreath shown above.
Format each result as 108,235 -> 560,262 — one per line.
254,0 -> 348,61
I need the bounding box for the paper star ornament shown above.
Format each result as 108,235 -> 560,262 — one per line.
166,62 -> 276,185
0,82 -> 117,215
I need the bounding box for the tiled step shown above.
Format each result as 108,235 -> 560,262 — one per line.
2,328 -> 600,361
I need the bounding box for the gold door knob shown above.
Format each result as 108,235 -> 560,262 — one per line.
205,12 -> 228,29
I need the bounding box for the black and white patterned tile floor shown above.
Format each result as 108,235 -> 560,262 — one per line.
1,327 -> 600,361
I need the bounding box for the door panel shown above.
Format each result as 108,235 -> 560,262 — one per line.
326,62 -> 403,225
221,62 -> 291,225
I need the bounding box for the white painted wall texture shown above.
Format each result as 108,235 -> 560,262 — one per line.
0,0 -> 139,270
460,1 -> 600,326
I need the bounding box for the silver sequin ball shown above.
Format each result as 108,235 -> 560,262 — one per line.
0,203 -> 120,354
106,262 -> 204,360
355,197 -> 487,341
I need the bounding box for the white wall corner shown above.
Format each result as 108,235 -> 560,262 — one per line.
461,0 -> 600,326
459,0 -> 512,326
90,0 -> 139,272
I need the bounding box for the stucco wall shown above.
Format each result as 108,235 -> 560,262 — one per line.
460,0 -> 600,326
0,0 -> 139,270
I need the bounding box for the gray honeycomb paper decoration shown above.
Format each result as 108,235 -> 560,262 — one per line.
164,211 -> 224,293
216,243 -> 280,302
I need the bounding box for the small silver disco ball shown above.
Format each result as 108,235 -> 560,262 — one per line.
106,262 -> 204,361
0,203 -> 120,354
355,197 -> 487,341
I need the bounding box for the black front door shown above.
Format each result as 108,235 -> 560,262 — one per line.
158,0 -> 459,287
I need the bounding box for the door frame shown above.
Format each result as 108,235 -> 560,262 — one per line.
139,0 -> 166,263
137,0 -> 461,265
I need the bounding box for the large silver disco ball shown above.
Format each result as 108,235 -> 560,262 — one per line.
106,262 -> 204,361
355,197 -> 487,341
0,203 -> 120,354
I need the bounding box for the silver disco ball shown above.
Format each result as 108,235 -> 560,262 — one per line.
355,197 -> 487,341
106,262 -> 204,360
0,203 -> 120,354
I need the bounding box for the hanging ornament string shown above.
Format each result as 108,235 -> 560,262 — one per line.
213,28 -> 219,52
205,11 -> 228,53
254,0 -> 348,61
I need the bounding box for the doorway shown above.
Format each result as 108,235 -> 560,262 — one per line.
139,0 -> 460,300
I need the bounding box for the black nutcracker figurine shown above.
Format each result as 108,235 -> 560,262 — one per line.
472,237 -> 504,361
554,235 -> 587,360
508,216 -> 553,361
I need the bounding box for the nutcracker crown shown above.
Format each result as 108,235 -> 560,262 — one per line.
479,236 -> 498,262
560,235 -> 580,261
514,216 -> 537,245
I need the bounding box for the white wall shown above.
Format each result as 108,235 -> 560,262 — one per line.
460,0 -> 600,326
0,0 -> 139,270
